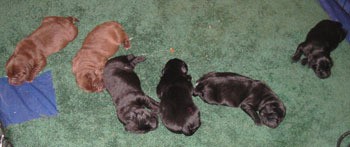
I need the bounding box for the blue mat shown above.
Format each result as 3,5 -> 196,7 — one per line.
319,0 -> 350,43
0,71 -> 58,127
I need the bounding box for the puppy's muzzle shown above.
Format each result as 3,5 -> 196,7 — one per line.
8,78 -> 24,86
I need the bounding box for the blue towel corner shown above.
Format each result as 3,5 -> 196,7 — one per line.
0,71 -> 58,127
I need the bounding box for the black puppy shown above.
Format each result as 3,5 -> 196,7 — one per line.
103,54 -> 159,134
156,58 -> 201,136
193,72 -> 286,128
292,19 -> 347,79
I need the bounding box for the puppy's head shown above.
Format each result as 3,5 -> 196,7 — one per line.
259,101 -> 286,128
162,105 -> 201,136
76,71 -> 104,92
310,55 -> 333,79
5,55 -> 32,85
123,108 -> 158,134
182,106 -> 201,136
162,58 -> 188,75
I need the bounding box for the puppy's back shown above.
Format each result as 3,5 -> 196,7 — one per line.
194,72 -> 255,106
29,16 -> 79,56
103,55 -> 143,99
157,59 -> 201,136
306,20 -> 347,51
80,21 -> 130,55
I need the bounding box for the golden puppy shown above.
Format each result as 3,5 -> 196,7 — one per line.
5,16 -> 79,85
72,21 -> 130,93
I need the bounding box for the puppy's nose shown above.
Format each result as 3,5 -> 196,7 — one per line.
318,73 -> 330,79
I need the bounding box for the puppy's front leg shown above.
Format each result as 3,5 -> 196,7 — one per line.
240,103 -> 261,126
292,42 -> 306,62
301,58 -> 308,65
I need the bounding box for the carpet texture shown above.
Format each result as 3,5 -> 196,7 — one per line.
0,0 -> 349,146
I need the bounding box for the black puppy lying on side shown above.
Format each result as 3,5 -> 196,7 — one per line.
157,58 -> 201,136
103,54 -> 159,133
292,19 -> 347,79
193,72 -> 286,128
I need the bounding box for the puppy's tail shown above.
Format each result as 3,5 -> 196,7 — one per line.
66,16 -> 79,24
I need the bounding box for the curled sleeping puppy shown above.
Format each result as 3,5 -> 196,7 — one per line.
5,16 -> 79,85
103,54 -> 159,134
72,21 -> 130,92
156,58 -> 201,136
193,72 -> 286,128
292,19 -> 347,79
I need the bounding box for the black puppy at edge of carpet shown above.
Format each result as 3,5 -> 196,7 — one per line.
292,19 -> 347,79
103,54 -> 159,134
156,58 -> 201,136
193,72 -> 286,128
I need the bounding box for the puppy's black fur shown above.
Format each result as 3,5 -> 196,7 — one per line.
292,19 -> 347,79
193,72 -> 286,128
156,58 -> 201,136
103,54 -> 159,134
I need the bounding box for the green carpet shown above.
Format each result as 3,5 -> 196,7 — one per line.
1,0 -> 349,146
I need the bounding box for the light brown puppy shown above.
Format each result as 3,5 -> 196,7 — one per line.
5,16 -> 79,85
72,21 -> 130,93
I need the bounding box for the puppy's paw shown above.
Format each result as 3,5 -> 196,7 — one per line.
254,118 -> 262,126
291,56 -> 300,63
301,58 -> 308,65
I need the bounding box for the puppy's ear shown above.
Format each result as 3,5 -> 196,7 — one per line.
181,63 -> 188,74
277,102 -> 286,118
72,56 -> 80,73
329,57 -> 334,67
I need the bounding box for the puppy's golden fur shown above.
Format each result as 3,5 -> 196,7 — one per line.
5,16 -> 79,85
72,21 -> 130,92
